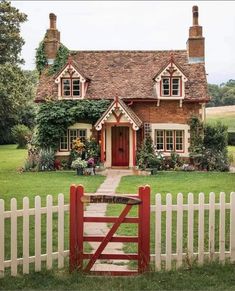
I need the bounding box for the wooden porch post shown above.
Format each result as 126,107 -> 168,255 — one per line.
100,127 -> 105,163
132,129 -> 136,166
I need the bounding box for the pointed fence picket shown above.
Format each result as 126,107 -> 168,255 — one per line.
0,191 -> 235,277
0,194 -> 69,277
151,191 -> 235,270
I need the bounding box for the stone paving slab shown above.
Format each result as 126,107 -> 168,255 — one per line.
84,169 -> 134,271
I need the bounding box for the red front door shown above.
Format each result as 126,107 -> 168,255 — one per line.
112,126 -> 129,167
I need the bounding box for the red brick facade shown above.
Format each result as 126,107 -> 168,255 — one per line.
130,101 -> 201,124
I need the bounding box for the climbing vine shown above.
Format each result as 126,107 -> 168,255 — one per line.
188,115 -> 204,155
36,100 -> 111,149
35,41 -> 69,75
35,41 -> 48,75
48,44 -> 70,75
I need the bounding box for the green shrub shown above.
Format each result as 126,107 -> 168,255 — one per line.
11,124 -> 32,148
37,148 -> 55,171
189,118 -> 230,171
228,132 -> 235,146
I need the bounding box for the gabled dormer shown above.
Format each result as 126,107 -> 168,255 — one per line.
54,56 -> 89,100
153,56 -> 188,107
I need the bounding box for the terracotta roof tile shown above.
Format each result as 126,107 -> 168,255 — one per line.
35,50 -> 209,102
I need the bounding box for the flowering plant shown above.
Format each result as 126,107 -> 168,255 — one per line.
71,158 -> 87,169
72,138 -> 85,154
87,157 -> 95,167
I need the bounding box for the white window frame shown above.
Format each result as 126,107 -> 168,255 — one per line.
61,78 -> 81,98
152,124 -> 189,156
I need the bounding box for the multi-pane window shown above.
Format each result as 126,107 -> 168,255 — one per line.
62,78 -> 80,97
175,130 -> 183,151
60,129 -> 87,151
69,129 -> 77,149
73,79 -> 80,96
144,123 -> 152,138
161,77 -> 180,96
166,130 -> 174,151
172,78 -> 180,96
162,78 -> 170,95
154,130 -> 184,152
60,132 -> 68,151
63,79 -> 71,96
155,130 -> 164,150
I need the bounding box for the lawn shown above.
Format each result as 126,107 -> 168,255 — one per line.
206,105 -> 235,131
1,145 -> 235,290
1,262 -> 235,290
0,144 -> 105,262
107,172 -> 235,260
0,144 -> 105,208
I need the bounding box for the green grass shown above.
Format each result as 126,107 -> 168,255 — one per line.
0,144 -> 105,208
1,145 -> 235,289
1,262 -> 235,290
107,172 -> 235,262
206,106 -> 235,131
0,145 -> 105,263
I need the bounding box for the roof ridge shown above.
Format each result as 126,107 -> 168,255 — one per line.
70,49 -> 187,54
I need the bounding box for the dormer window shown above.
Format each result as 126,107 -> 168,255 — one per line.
161,77 -> 180,97
154,57 -> 188,106
55,57 -> 89,100
62,78 -> 80,97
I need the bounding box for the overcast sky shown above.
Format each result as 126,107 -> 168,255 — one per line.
12,1 -> 235,84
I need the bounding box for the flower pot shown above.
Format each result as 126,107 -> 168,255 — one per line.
76,168 -> 84,175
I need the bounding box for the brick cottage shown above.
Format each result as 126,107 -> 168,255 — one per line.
35,6 -> 209,168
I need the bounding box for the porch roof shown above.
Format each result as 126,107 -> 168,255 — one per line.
95,97 -> 142,131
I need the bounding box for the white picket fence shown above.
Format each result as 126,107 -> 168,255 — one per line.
152,192 -> 235,270
0,194 -> 70,277
0,191 -> 235,277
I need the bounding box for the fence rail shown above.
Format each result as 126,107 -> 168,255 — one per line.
0,194 -> 69,277
0,191 -> 235,277
153,192 -> 235,270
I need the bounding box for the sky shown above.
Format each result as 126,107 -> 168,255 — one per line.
12,1 -> 235,84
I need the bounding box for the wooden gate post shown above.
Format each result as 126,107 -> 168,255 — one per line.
138,185 -> 150,273
70,185 -> 84,272
69,185 -> 77,272
76,185 -> 84,270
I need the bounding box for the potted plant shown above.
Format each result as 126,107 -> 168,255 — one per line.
71,158 -> 87,175
85,157 -> 95,175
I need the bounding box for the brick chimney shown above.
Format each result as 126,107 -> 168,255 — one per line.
187,6 -> 205,63
44,13 -> 60,64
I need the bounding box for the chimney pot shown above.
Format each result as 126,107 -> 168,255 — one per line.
49,13 -> 57,29
192,6 -> 199,26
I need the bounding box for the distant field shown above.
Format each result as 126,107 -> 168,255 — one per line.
206,105 -> 235,131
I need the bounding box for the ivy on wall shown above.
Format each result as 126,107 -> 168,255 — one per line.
35,41 -> 48,75
36,100 -> 111,149
48,44 -> 70,75
35,41 -> 69,75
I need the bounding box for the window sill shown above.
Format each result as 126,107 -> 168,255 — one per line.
158,96 -> 184,100
55,151 -> 70,156
58,96 -> 83,100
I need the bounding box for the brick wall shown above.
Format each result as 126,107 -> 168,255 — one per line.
130,100 -> 201,124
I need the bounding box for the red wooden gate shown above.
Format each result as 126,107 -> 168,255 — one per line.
69,184 -> 150,276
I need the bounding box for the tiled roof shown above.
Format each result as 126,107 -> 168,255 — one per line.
35,50 -> 209,102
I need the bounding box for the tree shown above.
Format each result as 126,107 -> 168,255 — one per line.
0,1 -> 37,144
207,79 -> 235,107
0,0 -> 27,65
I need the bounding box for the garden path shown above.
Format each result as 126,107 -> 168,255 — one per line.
84,169 -> 134,272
